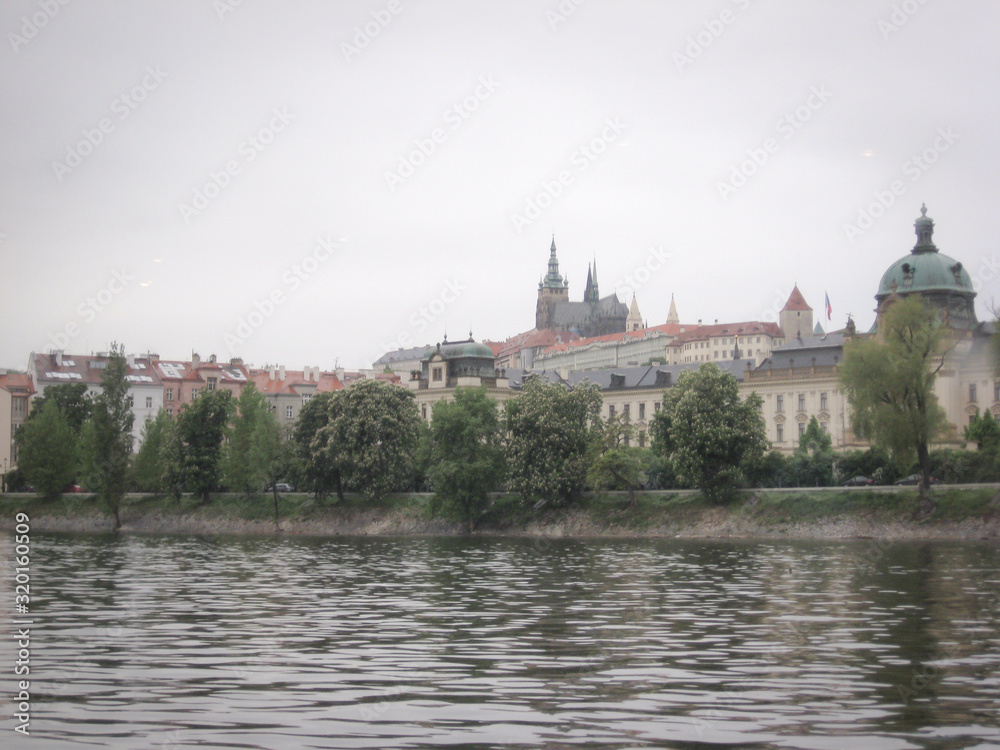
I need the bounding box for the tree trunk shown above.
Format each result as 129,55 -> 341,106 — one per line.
273,489 -> 280,532
915,441 -> 936,517
335,472 -> 345,503
113,501 -> 121,531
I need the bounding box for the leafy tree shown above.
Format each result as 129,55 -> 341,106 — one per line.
26,382 -> 92,435
224,383 -> 282,497
787,416 -> 835,487
130,410 -> 174,493
312,379 -> 420,502
80,343 -> 135,529
839,295 -> 951,500
412,420 -> 434,492
503,377 -> 603,506
292,392 -> 342,499
428,387 -> 505,531
17,400 -> 77,498
587,414 -> 646,505
745,449 -> 788,488
964,408 -> 1000,452
171,389 -> 234,502
650,363 -> 768,503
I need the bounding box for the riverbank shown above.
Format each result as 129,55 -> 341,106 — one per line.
2,487 -> 1000,540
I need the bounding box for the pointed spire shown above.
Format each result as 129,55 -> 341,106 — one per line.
666,294 -> 680,324
626,295 -> 643,331
541,236 -> 564,289
781,285 -> 812,312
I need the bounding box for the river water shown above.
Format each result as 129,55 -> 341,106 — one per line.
3,533 -> 999,749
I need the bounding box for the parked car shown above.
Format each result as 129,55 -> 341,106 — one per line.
843,476 -> 874,487
894,474 -> 936,486
64,484 -> 86,493
266,483 -> 295,493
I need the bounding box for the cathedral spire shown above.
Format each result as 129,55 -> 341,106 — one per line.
666,294 -> 680,324
541,236 -> 565,289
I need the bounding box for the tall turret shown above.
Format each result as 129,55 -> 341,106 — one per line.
779,285 -> 813,340
535,236 -> 570,329
626,295 -> 643,331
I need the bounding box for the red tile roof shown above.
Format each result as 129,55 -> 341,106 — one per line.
665,321 -> 783,347
249,369 -> 344,395
782,285 -> 812,312
497,329 -> 580,358
0,372 -> 35,394
542,322 -> 685,354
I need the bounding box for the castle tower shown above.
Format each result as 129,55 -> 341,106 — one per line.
535,236 -> 569,330
779,285 -> 813,340
666,294 -> 679,324
626,295 -> 643,331
583,258 -> 600,304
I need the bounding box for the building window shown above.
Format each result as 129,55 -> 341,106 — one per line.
145,396 -> 153,408
286,405 -> 294,419
639,403 -> 646,420
776,424 -> 783,442
970,414 -> 976,426
654,402 -> 660,413
970,383 -> 977,403
798,394 -> 805,411
820,392 -> 828,410
432,367 -> 442,382
302,394 -> 312,404
207,377 -> 217,392
995,381 -> 1000,402
776,395 -> 784,413
421,404 -> 428,420
639,431 -> 646,448
191,388 -> 199,399
166,388 -> 173,401
798,422 -> 806,436
609,405 -> 615,418
820,422 -> 828,432
623,403 -> 630,419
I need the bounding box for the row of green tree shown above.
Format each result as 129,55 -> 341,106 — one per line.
12,296 -> 993,528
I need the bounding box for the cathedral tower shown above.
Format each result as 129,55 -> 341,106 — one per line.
535,236 -> 569,330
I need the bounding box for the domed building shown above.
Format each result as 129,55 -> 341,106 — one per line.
746,205 -> 998,452
408,335 -> 517,420
875,204 -> 978,331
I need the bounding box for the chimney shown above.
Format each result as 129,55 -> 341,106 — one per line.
126,354 -> 135,368
230,357 -> 243,367
269,365 -> 277,380
209,354 -> 217,364
147,352 -> 159,363
192,353 -> 200,367
53,350 -> 63,367
279,365 -> 286,381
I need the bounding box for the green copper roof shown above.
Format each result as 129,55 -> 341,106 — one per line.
540,236 -> 568,290
876,205 -> 975,299
422,340 -> 495,361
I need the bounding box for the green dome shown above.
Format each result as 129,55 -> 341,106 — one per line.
422,340 -> 495,361
876,251 -> 974,298
875,205 -> 975,300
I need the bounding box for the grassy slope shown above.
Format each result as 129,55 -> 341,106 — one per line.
2,487 -> 998,539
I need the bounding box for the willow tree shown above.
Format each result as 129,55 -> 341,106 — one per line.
839,295 -> 951,500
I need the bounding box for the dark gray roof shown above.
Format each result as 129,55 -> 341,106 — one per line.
373,345 -> 432,367
565,360 -> 753,391
760,333 -> 844,369
550,294 -> 628,327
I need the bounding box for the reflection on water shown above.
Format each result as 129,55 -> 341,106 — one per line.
3,534 -> 999,749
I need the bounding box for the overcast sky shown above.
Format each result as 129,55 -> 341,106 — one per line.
2,0 -> 998,371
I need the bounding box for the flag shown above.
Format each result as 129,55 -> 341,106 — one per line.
825,292 -> 832,321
